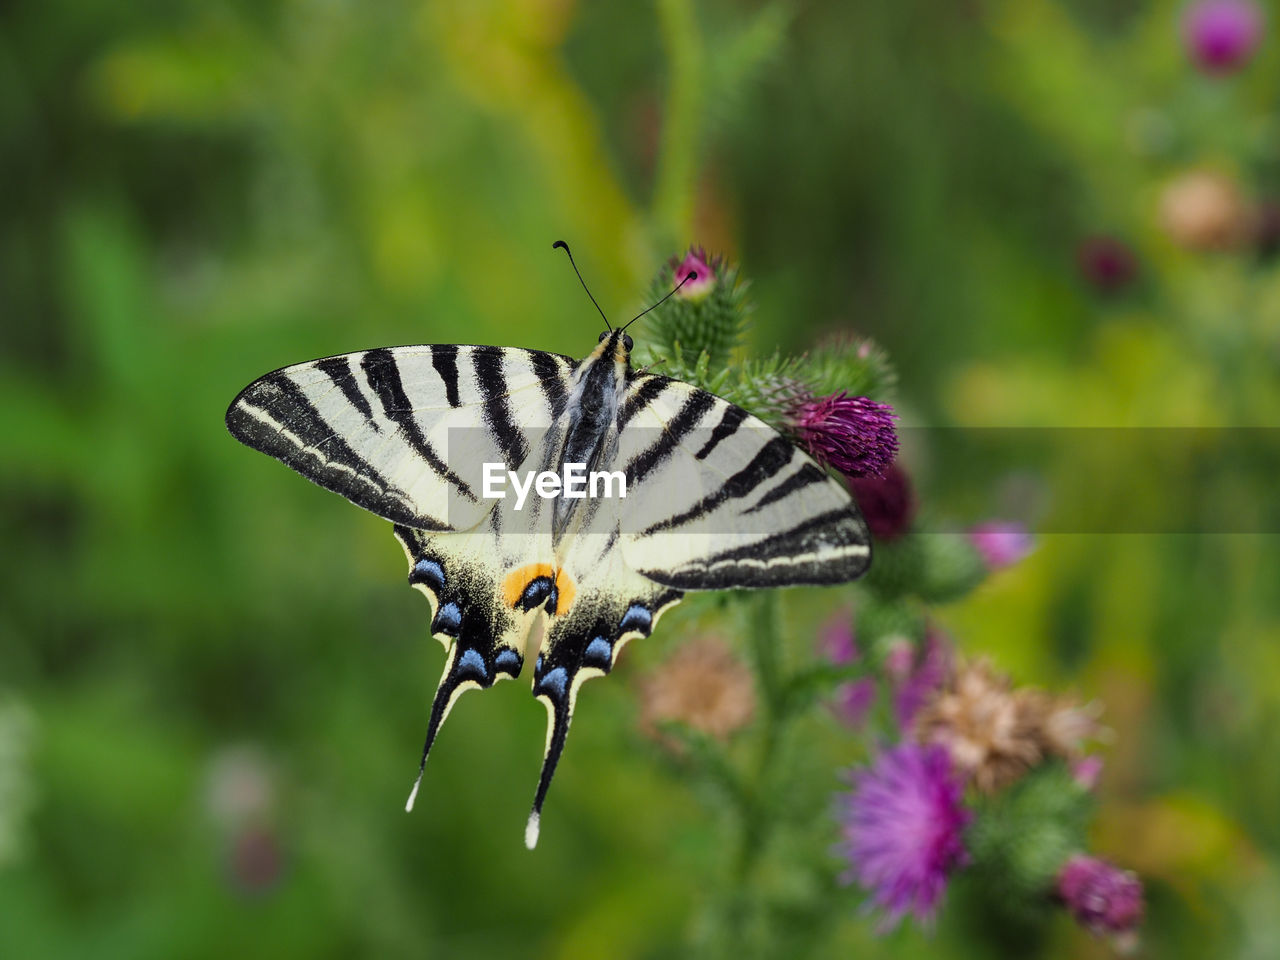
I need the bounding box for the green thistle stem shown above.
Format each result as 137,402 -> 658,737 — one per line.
734,590 -> 789,878
654,0 -> 703,244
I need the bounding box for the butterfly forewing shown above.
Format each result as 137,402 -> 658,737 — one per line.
226,345 -> 575,530
613,374 -> 871,589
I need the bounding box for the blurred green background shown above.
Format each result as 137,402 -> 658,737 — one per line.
3,0 -> 1280,957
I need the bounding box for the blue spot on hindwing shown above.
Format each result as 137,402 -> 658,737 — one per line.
539,666 -> 568,699
494,648 -> 521,674
411,559 -> 445,590
433,602 -> 461,635
457,648 -> 488,681
618,604 -> 652,635
584,636 -> 613,669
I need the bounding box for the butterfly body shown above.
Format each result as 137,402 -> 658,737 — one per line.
227,326 -> 870,847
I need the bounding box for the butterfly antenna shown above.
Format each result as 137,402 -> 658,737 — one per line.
552,240 -> 610,331
621,270 -> 697,332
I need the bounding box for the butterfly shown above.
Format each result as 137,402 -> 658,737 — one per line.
225,243 -> 871,848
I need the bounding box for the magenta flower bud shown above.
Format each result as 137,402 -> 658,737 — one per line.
1077,236 -> 1137,292
1183,0 -> 1264,74
835,743 -> 971,930
1071,755 -> 1105,791
790,392 -> 898,480
969,521 -> 1034,570
669,247 -> 717,300
1057,854 -> 1144,936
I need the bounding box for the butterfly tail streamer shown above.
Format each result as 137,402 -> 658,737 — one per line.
405,645 -> 487,812
526,676 -> 575,849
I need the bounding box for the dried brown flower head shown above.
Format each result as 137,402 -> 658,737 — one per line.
914,658 -> 1108,793
914,658 -> 1044,794
1159,169 -> 1248,250
1039,695 -> 1106,759
638,636 -> 755,748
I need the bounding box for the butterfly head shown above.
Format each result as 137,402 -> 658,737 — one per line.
596,329 -> 634,364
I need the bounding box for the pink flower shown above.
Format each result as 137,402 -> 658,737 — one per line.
820,610 -> 858,665
668,247 -> 717,300
969,522 -> 1034,570
833,678 -> 877,728
835,744 -> 971,930
882,637 -> 916,684
893,629 -> 952,731
819,611 -> 875,728
1071,756 -> 1105,791
790,392 -> 898,480
1057,854 -> 1144,937
1183,1 -> 1264,74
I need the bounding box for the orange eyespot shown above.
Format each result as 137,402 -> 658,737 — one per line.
502,564 -> 576,615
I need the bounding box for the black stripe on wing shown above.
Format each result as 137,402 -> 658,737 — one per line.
623,389 -> 718,486
637,508 -> 871,589
473,349 -> 531,470
226,373 -> 442,529
360,348 -> 479,503
430,344 -> 462,408
315,355 -> 379,428
619,376 -> 670,429
744,461 -> 829,513
639,435 -> 797,536
694,403 -> 748,460
531,350 -> 571,419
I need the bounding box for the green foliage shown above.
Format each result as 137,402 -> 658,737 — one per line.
3,0 -> 1279,958
966,763 -> 1094,920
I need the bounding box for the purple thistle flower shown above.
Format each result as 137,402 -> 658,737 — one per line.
849,463 -> 914,541
969,521 -> 1035,570
835,743 -> 971,930
1057,854 -> 1144,937
790,392 -> 898,480
1183,0 -> 1264,74
668,246 -> 718,300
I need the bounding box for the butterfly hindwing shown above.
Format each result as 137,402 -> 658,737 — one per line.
525,530 -> 683,848
226,345 -> 575,531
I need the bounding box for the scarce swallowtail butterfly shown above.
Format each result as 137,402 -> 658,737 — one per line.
225,243 -> 872,848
